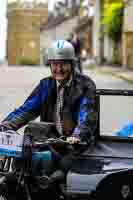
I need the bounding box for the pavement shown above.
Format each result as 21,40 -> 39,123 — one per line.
84,64 -> 133,84
1,62 -> 133,85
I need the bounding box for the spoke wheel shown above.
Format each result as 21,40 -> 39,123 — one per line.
0,195 -> 7,200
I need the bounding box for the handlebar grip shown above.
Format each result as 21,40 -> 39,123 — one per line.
33,139 -> 88,146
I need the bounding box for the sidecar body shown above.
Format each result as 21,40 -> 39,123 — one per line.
65,89 -> 133,200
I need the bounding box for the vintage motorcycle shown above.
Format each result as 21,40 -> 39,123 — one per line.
0,122 -> 87,200
0,89 -> 133,200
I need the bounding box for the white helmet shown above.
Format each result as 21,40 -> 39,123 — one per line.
47,40 -> 75,62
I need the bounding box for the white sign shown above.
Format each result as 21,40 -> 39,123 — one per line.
0,132 -> 24,157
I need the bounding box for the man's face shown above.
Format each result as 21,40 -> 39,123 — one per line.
50,60 -> 72,84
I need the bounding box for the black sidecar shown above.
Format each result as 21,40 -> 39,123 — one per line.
65,89 -> 133,200
0,89 -> 133,200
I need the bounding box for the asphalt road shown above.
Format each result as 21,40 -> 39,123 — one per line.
0,66 -> 133,135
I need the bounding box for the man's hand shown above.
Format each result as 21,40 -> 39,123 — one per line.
0,123 -> 13,132
0,125 -> 8,132
66,136 -> 80,144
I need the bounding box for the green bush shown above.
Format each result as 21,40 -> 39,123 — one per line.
18,57 -> 39,65
102,1 -> 124,42
102,1 -> 124,64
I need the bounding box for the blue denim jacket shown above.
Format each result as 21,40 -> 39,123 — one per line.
2,73 -> 97,143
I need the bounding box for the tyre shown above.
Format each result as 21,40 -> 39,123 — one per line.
96,174 -> 133,200
0,178 -> 25,200
0,195 -> 7,200
0,189 -> 14,200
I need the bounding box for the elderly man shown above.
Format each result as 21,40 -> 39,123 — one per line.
0,40 -> 97,185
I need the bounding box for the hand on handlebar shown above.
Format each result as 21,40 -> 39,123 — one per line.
0,124 -> 19,136
0,124 -> 12,132
66,136 -> 80,144
46,136 -> 81,145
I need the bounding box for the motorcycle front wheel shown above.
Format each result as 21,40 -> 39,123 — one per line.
0,195 -> 7,200
0,191 -> 15,200
0,182 -> 26,200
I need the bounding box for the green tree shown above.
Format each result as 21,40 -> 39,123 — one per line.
102,0 -> 124,64
102,1 -> 124,42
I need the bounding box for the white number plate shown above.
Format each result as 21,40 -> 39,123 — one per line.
0,132 -> 24,157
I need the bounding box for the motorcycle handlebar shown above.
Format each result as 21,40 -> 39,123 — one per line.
31,137 -> 88,149
0,130 -> 88,148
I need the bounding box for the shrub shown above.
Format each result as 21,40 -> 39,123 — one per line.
102,1 -> 124,64
102,1 -> 124,42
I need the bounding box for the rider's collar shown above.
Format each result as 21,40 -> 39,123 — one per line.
56,75 -> 73,88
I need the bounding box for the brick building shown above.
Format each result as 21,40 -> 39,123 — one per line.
7,2 -> 48,65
